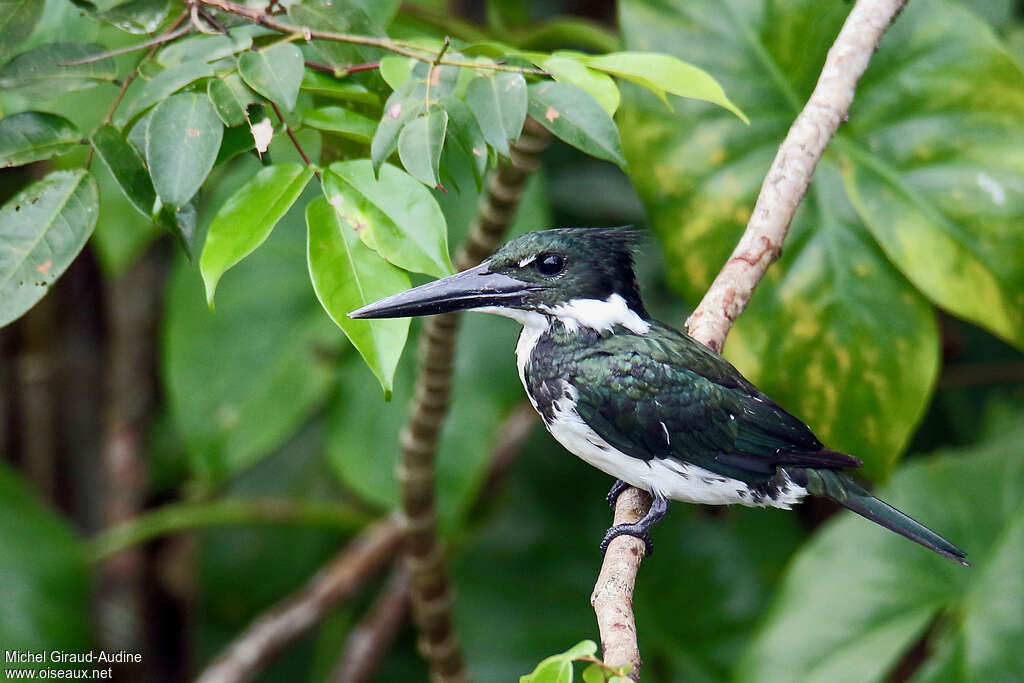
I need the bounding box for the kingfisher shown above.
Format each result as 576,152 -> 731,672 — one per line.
349,228 -> 967,565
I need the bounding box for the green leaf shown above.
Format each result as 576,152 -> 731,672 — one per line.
115,59 -> 216,127
379,55 -> 415,90
306,196 -> 410,396
520,657 -> 571,683
616,0 -> 1019,476
238,42 -> 304,112
201,163 -> 315,306
371,92 -> 423,172
441,96 -> 488,191
0,112 -> 81,167
398,108 -> 448,187
0,0 -> 44,63
207,74 -> 260,128
0,43 -> 116,99
581,664 -> 603,683
0,464 -> 90,660
302,106 -> 378,143
300,71 -> 379,105
146,92 -> 223,207
543,55 -> 620,116
94,0 -> 170,34
527,81 -> 626,168
323,160 -> 453,277
287,0 -> 382,68
0,170 -> 98,328
465,72 -> 527,157
163,165 -> 340,480
90,124 -> 157,219
156,30 -> 253,67
586,51 -> 747,123
738,427 -> 1024,683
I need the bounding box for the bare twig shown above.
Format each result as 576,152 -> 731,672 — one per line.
397,118 -> 550,683
197,0 -> 548,74
269,101 -> 321,180
329,568 -> 412,683
194,518 -> 403,683
590,0 -> 910,677
59,22 -> 192,65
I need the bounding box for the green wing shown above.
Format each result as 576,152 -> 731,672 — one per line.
567,322 -> 860,481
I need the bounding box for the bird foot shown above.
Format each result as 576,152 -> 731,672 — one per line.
600,523 -> 655,557
605,479 -> 631,510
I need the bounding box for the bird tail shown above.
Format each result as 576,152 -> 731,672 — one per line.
799,468 -> 969,566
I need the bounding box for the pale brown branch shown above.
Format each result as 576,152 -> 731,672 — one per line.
329,568 -> 412,683
194,518 -> 403,683
397,118 -> 551,683
591,0 -> 910,677
197,0 -> 547,74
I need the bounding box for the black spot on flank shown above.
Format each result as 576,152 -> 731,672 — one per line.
564,390 -> 573,400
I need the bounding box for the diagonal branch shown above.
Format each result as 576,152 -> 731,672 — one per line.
194,518 -> 403,683
590,0 -> 910,678
397,118 -> 550,682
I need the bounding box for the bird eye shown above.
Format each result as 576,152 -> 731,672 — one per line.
536,253 -> 565,276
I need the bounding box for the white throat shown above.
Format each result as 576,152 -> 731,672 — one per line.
541,293 -> 650,335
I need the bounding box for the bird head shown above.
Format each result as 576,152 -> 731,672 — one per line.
348,227 -> 650,331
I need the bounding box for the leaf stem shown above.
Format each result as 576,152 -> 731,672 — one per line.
196,0 -> 548,75
269,100 -> 322,180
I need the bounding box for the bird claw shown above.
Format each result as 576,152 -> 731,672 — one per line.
605,479 -> 631,510
599,524 -> 654,557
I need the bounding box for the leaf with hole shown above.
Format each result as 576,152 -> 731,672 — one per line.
90,124 -> 157,219
323,160 -> 452,277
145,92 -> 223,207
0,170 -> 98,328
238,42 -> 304,112
527,81 -> 625,167
397,108 -> 448,187
201,163 -> 315,306
466,72 -> 527,157
0,112 -> 81,168
306,196 -> 410,396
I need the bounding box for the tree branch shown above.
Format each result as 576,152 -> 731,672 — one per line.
194,518 -> 403,683
397,117 -> 550,682
329,567 -> 412,683
590,0 -> 909,677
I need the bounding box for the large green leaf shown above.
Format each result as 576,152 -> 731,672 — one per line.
156,30 -> 253,67
371,90 -> 423,172
200,162 -> 315,306
0,170 -> 98,328
114,60 -> 216,126
90,124 -> 157,218
398,107 -> 448,187
306,196 -> 410,396
0,111 -> 81,167
287,0 -> 383,67
0,0 -> 44,64
737,426 -> 1024,683
238,42 -> 304,112
527,80 -> 626,168
0,42 -> 116,99
163,170 -> 340,480
542,55 -> 620,117
617,0 -> 1022,476
323,160 -> 453,277
465,72 -> 527,157
0,464 -> 91,661
146,92 -> 223,207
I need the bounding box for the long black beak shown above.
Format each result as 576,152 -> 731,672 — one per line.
348,261 -> 542,319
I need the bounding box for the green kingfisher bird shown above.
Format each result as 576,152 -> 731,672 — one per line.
349,228 -> 967,565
